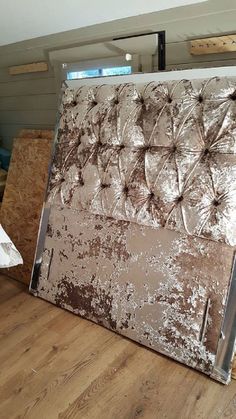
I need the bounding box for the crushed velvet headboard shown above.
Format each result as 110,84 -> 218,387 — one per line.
50,74 -> 236,245
31,68 -> 236,384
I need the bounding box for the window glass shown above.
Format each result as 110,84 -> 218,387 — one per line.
102,66 -> 132,76
67,66 -> 131,80
67,69 -> 100,80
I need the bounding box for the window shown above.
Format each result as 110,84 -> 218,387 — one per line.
67,65 -> 132,80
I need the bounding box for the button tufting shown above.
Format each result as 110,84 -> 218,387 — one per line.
177,195 -> 183,203
101,183 -> 110,189
213,199 -> 220,207
71,100 -> 77,107
203,148 -> 210,156
80,179 -> 84,187
123,186 -> 129,195
57,78 -> 236,247
198,95 -> 203,103
229,92 -> 236,101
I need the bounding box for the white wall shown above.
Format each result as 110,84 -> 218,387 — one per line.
0,0 -> 207,46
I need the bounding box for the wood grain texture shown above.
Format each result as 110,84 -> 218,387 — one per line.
0,169 -> 7,182
0,125 -> 55,151
0,66 -> 55,83
1,134 -> 53,284
9,62 -> 48,76
0,274 -> 236,419
190,35 -> 236,55
232,354 -> 236,380
18,129 -> 54,140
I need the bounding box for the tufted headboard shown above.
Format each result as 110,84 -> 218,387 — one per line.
50,74 -> 236,246
31,68 -> 236,384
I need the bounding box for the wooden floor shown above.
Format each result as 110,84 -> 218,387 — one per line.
1,276 -> 236,419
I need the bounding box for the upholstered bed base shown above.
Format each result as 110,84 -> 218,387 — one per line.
31,68 -> 236,383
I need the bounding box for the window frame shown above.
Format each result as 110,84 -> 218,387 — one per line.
61,55 -> 140,81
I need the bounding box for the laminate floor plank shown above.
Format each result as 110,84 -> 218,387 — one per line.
0,275 -> 236,419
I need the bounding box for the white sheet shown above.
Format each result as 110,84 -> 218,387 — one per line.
0,225 -> 23,268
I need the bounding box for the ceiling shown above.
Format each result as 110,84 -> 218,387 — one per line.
0,0 -> 207,46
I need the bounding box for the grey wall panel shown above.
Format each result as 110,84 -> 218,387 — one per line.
166,42 -> 236,66
0,49 -> 47,67
0,110 -> 56,125
0,67 -> 55,83
0,94 -> 57,111
0,124 -> 55,149
165,59 -> 236,71
0,78 -> 56,97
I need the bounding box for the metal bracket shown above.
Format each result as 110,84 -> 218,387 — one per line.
212,253 -> 236,383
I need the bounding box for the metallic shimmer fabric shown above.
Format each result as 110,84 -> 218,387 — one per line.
49,77 -> 236,246
32,75 -> 236,382
35,206 -> 234,379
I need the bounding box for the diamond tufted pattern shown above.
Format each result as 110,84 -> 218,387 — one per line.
49,77 -> 236,246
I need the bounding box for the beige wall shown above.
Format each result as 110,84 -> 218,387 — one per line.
0,0 -> 236,150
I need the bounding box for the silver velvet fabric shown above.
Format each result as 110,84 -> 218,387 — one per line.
32,75 -> 236,383
49,77 -> 236,246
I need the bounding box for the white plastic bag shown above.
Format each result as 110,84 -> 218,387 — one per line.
0,224 -> 23,268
